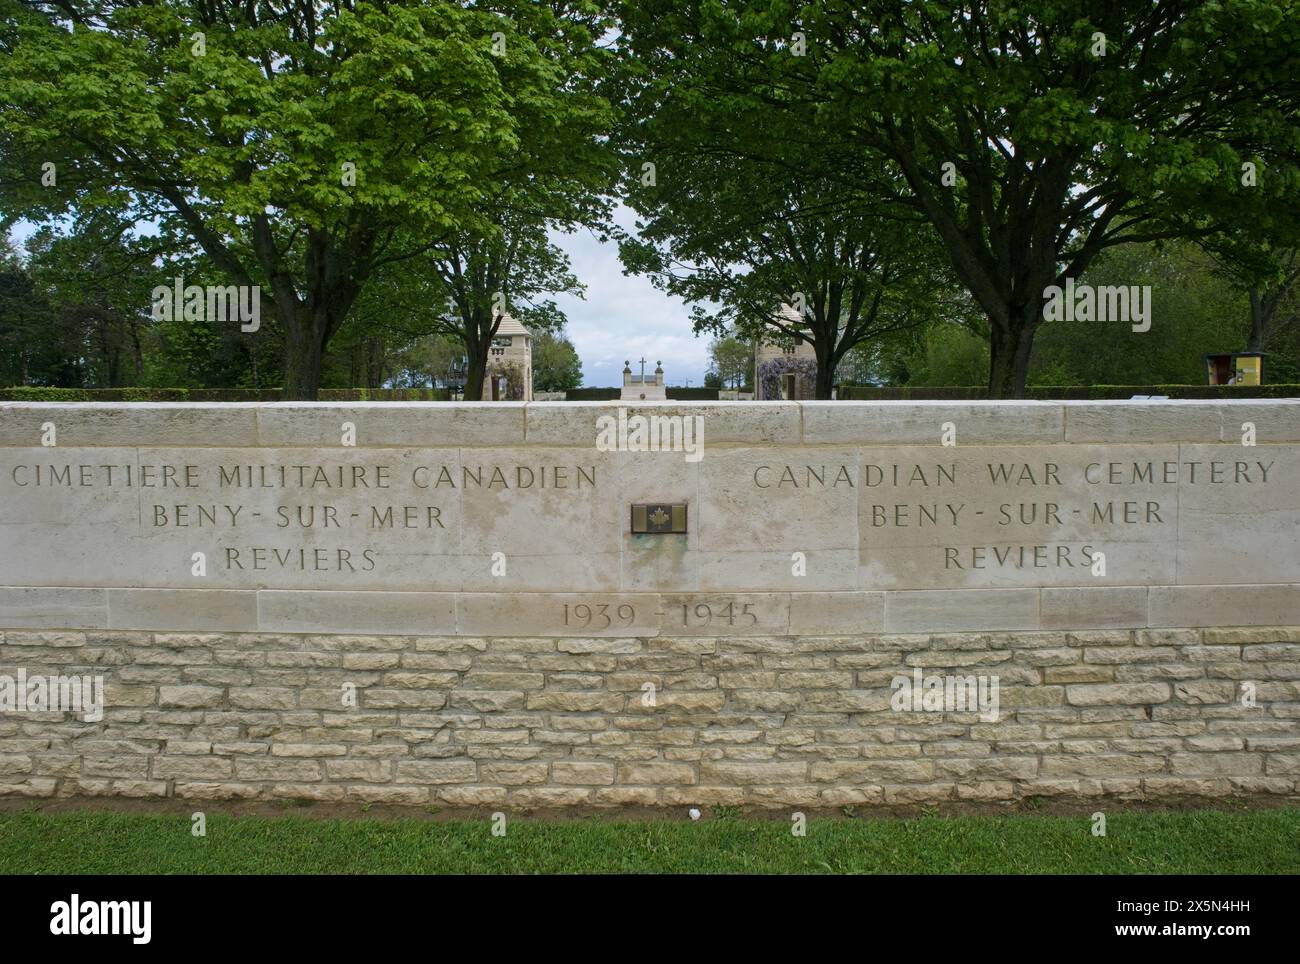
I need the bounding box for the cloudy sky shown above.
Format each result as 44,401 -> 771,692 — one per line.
549,205 -> 712,388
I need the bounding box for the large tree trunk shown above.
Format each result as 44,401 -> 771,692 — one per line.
1248,288 -> 1265,352
986,346 -> 1034,398
813,344 -> 836,399
283,308 -> 328,400
266,227 -> 372,401
464,341 -> 488,401
987,309 -> 1038,399
462,310 -> 496,401
1012,322 -> 1036,397
987,322 -> 1014,398
366,337 -> 385,390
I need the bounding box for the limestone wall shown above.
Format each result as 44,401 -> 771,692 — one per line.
1,399 -> 1297,804
1,626 -> 1296,805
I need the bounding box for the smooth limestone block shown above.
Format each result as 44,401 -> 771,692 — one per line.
1175,444 -> 1300,585
524,401 -> 802,446
1149,585 -> 1300,628
1040,587 -> 1149,630
885,589 -> 1039,633
1063,401 -> 1225,443
108,589 -> 258,632
620,538 -> 700,593
0,587 -> 108,629
256,403 -> 526,448
695,549 -> 861,592
789,592 -> 886,634
460,552 -> 623,593
258,591 -> 456,635
698,447 -> 861,552
1217,403 -> 1300,443
613,452 -> 700,545
458,447 -> 619,556
0,403 -> 259,448
802,401 -> 1064,445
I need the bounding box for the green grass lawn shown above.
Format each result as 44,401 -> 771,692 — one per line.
2,807 -> 1297,875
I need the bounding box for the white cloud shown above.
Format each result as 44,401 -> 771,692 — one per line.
549,205 -> 712,388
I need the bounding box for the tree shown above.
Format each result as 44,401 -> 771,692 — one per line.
532,329 -> 583,392
0,219 -> 172,388
1,0 -> 615,398
895,324 -> 991,388
614,18 -> 952,398
367,334 -> 462,391
616,1 -> 1300,396
708,333 -> 751,390
1201,239 -> 1300,355
1028,241 -> 1251,385
421,220 -> 587,401
346,212 -> 590,400
1246,253 -> 1300,355
24,218 -> 168,388
0,243 -> 66,386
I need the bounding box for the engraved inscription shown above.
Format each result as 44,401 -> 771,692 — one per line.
0,443 -> 1292,594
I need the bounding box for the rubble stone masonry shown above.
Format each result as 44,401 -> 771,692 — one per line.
2,625 -> 1297,806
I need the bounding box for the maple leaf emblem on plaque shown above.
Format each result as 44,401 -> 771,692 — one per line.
649,507 -> 670,527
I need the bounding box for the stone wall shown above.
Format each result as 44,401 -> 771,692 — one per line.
2,400 -> 1299,631
1,399 -> 1298,805
2,626 -> 1297,806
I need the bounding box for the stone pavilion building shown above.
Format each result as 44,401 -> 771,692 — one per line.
481,313 -> 534,401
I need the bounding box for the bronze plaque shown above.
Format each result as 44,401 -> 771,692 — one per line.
630,503 -> 688,534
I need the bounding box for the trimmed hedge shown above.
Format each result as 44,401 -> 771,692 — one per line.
562,387 -> 621,401
317,388 -> 450,401
0,387 -> 450,402
837,384 -> 1300,400
559,387 -> 721,401
5,384 -> 1295,402
0,387 -> 95,401
665,387 -> 720,400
